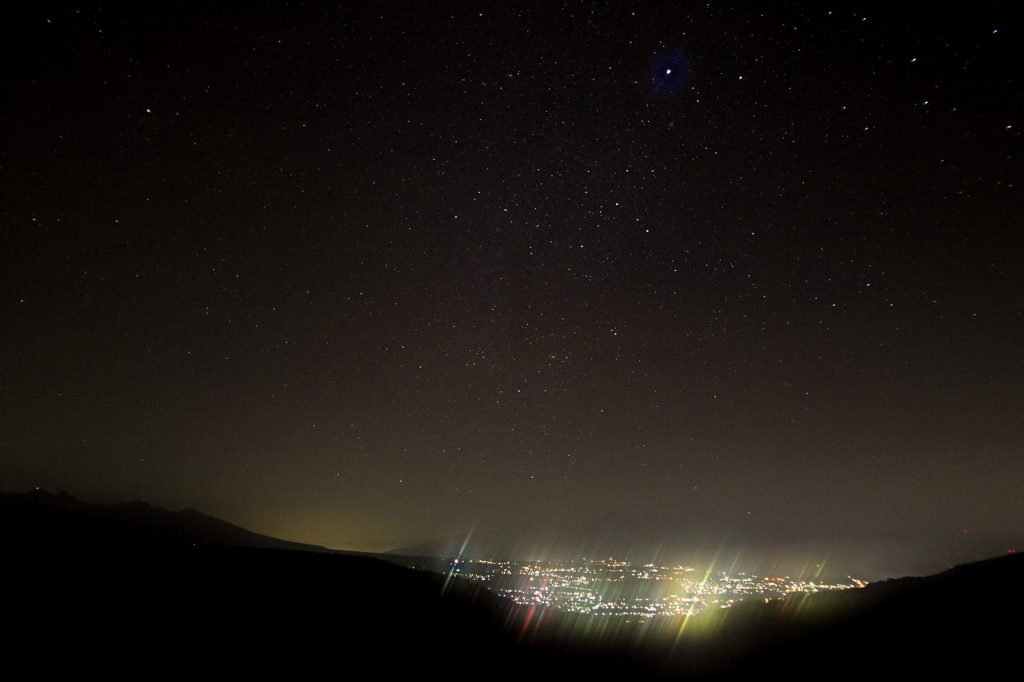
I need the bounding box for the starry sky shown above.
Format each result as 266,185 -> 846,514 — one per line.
3,3 -> 1021,577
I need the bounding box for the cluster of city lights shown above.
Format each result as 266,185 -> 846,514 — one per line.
437,558 -> 864,616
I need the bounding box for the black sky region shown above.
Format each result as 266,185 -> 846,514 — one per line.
2,3 -> 1021,578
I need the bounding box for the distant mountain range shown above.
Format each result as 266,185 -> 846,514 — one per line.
2,488 -> 452,571
387,512 -> 932,581
2,488 -> 345,553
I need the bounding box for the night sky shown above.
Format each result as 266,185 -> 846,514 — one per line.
3,3 -> 1021,578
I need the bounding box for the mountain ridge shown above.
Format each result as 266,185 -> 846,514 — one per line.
1,488 -> 342,554
4,488 -> 1020,677
389,508 -> 1018,581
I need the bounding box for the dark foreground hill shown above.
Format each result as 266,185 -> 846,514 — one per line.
4,490 -> 1021,678
1,491 -> 616,677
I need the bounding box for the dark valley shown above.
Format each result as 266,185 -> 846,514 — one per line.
4,490 -> 1019,678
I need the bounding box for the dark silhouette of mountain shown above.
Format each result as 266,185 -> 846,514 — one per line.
5,489 -> 1020,678
1,488 -> 342,552
726,551 -> 1023,678
2,490 -> 619,677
